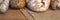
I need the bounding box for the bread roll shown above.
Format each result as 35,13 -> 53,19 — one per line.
0,0 -> 9,13
26,0 -> 50,12
50,0 -> 60,10
10,0 -> 25,9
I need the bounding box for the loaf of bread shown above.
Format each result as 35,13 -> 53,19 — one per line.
26,0 -> 50,12
50,0 -> 60,10
9,0 -> 25,9
0,0 -> 9,13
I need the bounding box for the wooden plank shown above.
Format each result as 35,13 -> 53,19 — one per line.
0,9 -> 27,20
20,8 -> 44,20
20,9 -> 35,20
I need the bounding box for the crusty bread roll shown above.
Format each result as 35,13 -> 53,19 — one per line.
50,0 -> 60,10
26,0 -> 50,12
9,0 -> 26,9
0,0 -> 9,13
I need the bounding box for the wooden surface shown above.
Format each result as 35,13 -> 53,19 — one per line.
0,9 -> 27,20
20,8 -> 60,20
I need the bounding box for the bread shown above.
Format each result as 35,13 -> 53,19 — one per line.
9,0 -> 26,9
0,0 -> 9,13
50,0 -> 60,10
26,0 -> 50,12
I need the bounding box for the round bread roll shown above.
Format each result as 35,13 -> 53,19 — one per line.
0,0 -> 9,13
9,0 -> 26,9
26,0 -> 50,12
51,0 -> 60,10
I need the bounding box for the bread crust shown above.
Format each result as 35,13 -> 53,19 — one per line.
0,0 -> 9,13
26,0 -> 50,12
10,0 -> 26,9
50,0 -> 60,9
